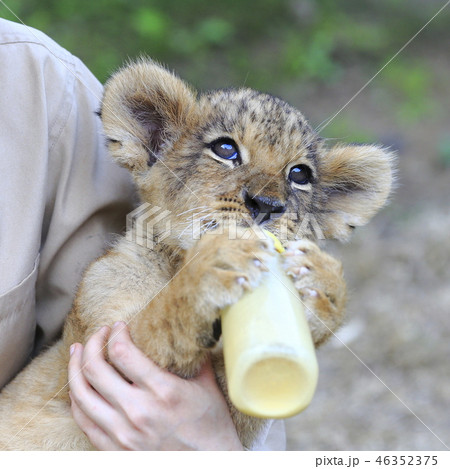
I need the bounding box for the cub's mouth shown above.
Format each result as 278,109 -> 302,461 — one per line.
214,191 -> 286,226
196,210 -> 282,245
173,192 -> 288,249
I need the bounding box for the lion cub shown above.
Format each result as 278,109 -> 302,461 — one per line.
0,60 -> 394,450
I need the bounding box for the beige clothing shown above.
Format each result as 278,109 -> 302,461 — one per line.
0,19 -> 136,388
0,19 -> 286,450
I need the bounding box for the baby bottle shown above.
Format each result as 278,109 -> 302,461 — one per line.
221,231 -> 319,418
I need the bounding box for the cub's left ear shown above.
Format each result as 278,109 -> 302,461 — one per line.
318,144 -> 396,241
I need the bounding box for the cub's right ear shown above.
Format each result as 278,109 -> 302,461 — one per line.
100,59 -> 197,172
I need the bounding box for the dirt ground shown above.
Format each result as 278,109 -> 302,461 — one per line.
280,54 -> 450,450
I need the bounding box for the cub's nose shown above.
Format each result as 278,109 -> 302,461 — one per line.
243,190 -> 286,223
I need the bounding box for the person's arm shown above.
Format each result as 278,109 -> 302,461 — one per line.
0,19 -> 135,388
68,322 -> 244,450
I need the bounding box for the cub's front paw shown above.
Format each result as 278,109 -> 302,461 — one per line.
181,230 -> 277,349
282,240 -> 346,346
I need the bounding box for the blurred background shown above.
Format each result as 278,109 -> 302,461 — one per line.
2,0 -> 449,450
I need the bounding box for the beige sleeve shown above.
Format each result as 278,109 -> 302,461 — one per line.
0,19 -> 136,387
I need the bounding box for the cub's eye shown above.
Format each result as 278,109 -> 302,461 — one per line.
289,164 -> 312,185
210,139 -> 240,161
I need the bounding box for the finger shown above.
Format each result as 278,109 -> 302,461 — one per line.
107,322 -> 174,390
193,356 -> 216,386
68,342 -> 129,441
192,357 -> 227,403
69,391 -> 121,450
79,326 -> 133,408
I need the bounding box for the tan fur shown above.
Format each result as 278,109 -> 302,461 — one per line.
0,59 -> 395,450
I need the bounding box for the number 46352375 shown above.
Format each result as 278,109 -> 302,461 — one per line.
375,456 -> 438,466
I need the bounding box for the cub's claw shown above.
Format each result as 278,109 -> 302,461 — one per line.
283,240 -> 346,346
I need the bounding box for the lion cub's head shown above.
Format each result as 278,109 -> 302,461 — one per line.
101,60 -> 394,249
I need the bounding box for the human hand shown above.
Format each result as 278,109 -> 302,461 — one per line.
67,322 -> 243,450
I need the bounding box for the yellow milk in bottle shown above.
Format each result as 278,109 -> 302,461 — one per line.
221,231 -> 319,419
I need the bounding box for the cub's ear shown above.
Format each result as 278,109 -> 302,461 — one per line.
318,144 -> 396,241
100,59 -> 197,172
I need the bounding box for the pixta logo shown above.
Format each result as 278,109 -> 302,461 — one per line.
126,203 -> 172,249
125,202 -> 324,248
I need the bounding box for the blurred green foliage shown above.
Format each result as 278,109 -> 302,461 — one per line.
1,0 -> 448,130
383,60 -> 437,124
438,136 -> 450,168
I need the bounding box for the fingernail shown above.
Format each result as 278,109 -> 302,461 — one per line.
69,344 -> 76,356
113,321 -> 126,329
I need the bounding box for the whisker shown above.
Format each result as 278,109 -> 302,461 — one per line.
176,205 -> 211,217
176,208 -> 221,241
